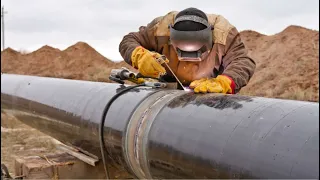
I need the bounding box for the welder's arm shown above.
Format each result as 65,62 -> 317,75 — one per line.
119,24 -> 155,65
190,28 -> 255,94
119,16 -> 165,64
220,27 -> 256,93
119,17 -> 168,78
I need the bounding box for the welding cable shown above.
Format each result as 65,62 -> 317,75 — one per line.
1,164 -> 12,179
99,84 -> 146,179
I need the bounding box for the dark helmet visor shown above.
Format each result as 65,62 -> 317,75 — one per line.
169,15 -> 213,61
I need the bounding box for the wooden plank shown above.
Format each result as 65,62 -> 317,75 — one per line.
69,144 -> 99,160
56,144 -> 98,166
14,153 -> 106,179
53,140 -> 99,162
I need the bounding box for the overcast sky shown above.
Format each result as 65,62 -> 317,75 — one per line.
1,0 -> 319,61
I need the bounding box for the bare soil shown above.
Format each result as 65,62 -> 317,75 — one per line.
1,42 -> 136,83
1,112 -> 59,176
239,25 -> 319,102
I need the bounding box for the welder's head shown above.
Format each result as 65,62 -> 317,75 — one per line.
170,7 -> 213,62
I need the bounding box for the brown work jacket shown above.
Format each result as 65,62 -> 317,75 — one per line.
119,11 -> 256,93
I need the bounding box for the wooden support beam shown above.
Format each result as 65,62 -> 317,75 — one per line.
14,153 -> 106,179
56,144 -> 98,166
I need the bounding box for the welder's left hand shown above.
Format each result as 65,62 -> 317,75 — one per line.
189,75 -> 235,94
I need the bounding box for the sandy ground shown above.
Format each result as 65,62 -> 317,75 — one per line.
1,112 -> 59,177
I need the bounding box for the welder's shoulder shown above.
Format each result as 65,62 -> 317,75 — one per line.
146,11 -> 178,37
206,13 -> 237,45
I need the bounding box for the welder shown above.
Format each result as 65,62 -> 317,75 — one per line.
119,7 -> 256,94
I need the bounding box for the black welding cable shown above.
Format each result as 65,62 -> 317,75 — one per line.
99,84 -> 146,179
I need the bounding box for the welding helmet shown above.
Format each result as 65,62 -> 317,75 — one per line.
169,8 -> 213,62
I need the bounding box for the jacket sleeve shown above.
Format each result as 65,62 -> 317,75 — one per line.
118,17 -> 161,65
221,27 -> 256,93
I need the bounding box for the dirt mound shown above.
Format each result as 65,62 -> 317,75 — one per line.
1,25 -> 318,102
1,42 -> 136,83
239,25 -> 319,102
2,47 -> 20,55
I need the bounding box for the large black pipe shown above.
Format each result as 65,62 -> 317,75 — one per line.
1,74 -> 319,179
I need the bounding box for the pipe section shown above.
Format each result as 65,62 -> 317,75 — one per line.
1,74 -> 319,179
1,74 -> 159,174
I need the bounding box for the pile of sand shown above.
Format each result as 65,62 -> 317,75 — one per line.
239,25 -> 319,102
1,25 -> 319,102
1,42 -> 135,83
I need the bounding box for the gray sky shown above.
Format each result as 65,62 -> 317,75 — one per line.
1,0 -> 319,61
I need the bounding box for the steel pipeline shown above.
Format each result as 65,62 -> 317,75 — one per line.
1,74 -> 319,179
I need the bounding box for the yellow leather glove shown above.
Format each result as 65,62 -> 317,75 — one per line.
131,46 -> 169,78
189,75 -> 235,94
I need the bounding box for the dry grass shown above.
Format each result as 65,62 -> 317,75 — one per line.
279,87 -> 318,102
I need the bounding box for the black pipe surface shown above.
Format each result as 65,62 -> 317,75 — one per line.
1,74 -> 319,179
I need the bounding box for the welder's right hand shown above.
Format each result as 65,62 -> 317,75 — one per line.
131,46 -> 169,79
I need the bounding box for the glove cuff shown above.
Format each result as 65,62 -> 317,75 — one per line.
131,46 -> 145,69
220,75 -> 236,94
